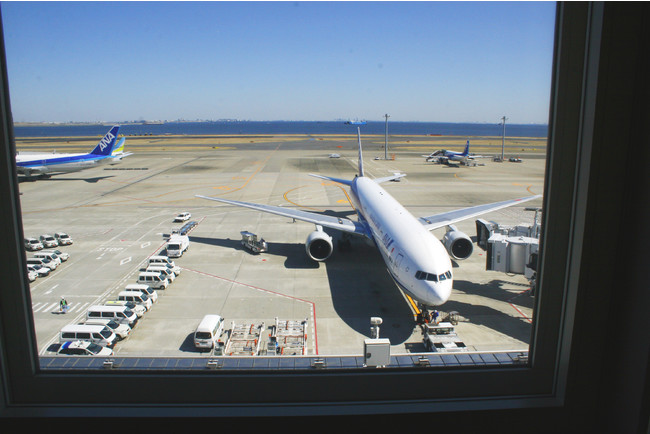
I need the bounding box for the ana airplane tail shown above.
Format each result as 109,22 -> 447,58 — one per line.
90,125 -> 120,156
309,127 -> 404,185
461,140 -> 470,156
357,127 -> 364,177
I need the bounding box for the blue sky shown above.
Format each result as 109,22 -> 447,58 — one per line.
1,1 -> 556,123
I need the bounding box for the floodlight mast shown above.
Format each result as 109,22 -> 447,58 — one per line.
384,113 -> 390,160
500,116 -> 508,161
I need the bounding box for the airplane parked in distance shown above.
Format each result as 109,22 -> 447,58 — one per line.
423,140 -> 486,165
198,129 -> 541,308
15,125 -> 122,177
109,137 -> 133,164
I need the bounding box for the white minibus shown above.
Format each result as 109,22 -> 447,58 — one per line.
125,283 -> 158,303
118,290 -> 153,311
137,271 -> 168,289
193,315 -> 225,350
86,305 -> 138,327
59,324 -> 116,347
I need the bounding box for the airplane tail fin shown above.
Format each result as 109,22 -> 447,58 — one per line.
90,125 -> 120,156
357,127 -> 365,177
462,139 -> 470,156
112,137 -> 126,155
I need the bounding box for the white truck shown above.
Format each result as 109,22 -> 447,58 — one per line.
166,234 -> 189,258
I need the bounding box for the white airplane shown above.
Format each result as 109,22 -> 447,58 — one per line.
422,140 -> 487,165
109,137 -> 133,164
197,129 -> 541,307
15,125 -> 122,177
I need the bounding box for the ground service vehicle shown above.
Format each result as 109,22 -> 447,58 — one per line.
24,238 -> 43,251
166,234 -> 189,258
57,341 -> 113,356
86,305 -> 138,327
39,234 -> 58,248
124,283 -> 158,303
117,291 -> 153,311
174,212 -> 191,222
59,324 -> 117,347
55,232 -> 73,245
194,315 -> 225,350
137,271 -> 169,289
84,318 -> 131,340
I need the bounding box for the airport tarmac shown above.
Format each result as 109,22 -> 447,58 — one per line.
18,135 -> 545,358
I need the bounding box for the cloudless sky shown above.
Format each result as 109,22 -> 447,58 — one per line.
1,1 -> 556,124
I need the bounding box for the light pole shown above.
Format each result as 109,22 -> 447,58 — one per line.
384,113 -> 390,160
500,116 -> 508,161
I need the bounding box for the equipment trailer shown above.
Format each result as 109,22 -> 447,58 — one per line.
223,321 -> 266,356
270,318 -> 308,355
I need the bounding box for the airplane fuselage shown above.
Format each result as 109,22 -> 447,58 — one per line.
349,176 -> 453,306
16,152 -> 112,175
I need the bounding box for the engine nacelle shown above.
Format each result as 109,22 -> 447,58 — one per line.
305,227 -> 333,262
442,225 -> 474,260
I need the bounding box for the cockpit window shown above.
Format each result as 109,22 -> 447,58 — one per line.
416,271 -> 439,282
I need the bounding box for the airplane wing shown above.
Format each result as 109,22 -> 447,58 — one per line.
418,195 -> 542,230
309,173 -> 405,185
196,195 -> 371,238
373,173 -> 406,184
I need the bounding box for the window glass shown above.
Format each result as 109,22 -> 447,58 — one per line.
3,1 -> 553,368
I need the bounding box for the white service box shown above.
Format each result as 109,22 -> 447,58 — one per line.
364,338 -> 391,367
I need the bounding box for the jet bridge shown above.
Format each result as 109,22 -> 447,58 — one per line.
475,207 -> 542,293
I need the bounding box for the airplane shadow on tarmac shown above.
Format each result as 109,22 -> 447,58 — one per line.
188,235 -> 319,269
447,279 -> 535,344
189,231 -> 417,345
321,229 -> 417,346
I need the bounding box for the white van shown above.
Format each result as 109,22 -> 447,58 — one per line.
137,271 -> 168,289
149,255 -> 181,274
59,324 -> 117,347
105,300 -> 146,317
24,238 -> 43,251
193,315 -> 225,350
146,265 -> 175,282
125,283 -> 158,303
149,255 -> 175,267
117,290 -> 153,311
26,256 -> 57,271
87,305 -> 138,327
43,249 -> 69,262
33,251 -> 62,266
84,318 -> 131,340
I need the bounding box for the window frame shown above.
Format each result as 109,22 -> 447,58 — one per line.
0,3 -> 647,426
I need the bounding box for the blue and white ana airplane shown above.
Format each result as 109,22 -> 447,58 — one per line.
197,129 -> 540,307
15,125 -> 123,177
423,140 -> 484,165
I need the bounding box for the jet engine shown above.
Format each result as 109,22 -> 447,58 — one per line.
442,225 -> 474,260
305,226 -> 333,262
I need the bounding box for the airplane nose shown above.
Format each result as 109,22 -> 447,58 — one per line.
424,280 -> 453,306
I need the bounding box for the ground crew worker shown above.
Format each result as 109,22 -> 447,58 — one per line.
60,296 -> 68,314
